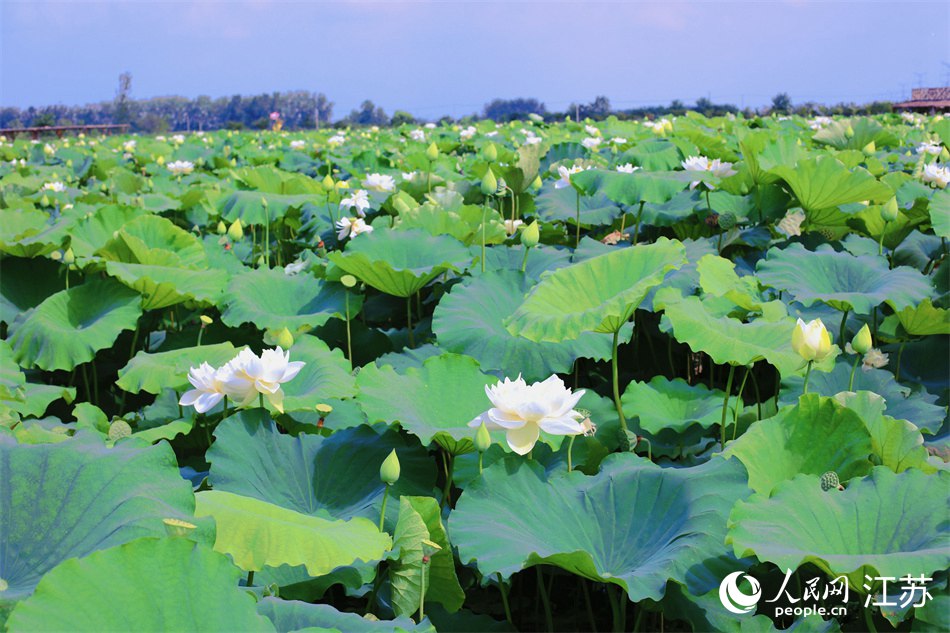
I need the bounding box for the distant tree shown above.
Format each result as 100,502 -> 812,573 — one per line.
771,92 -> 792,114
344,100 -> 389,126
139,113 -> 170,134
33,112 -> 55,127
695,97 -> 714,115
483,98 -> 546,122
114,72 -> 133,125
669,99 -> 686,114
390,110 -> 415,126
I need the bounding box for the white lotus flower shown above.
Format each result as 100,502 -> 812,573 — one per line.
922,163 -> 950,189
469,375 -> 587,455
459,126 -> 477,141
861,348 -> 889,371
681,155 -> 736,190
484,130 -> 499,137
171,134 -> 186,143
179,362 -> 228,414
336,216 -> 374,240
777,209 -> 807,237
328,134 -> 346,147
581,137 -> 602,150
123,140 -> 137,152
792,318 -> 833,362
43,143 -> 55,155
504,219 -> 524,235
424,122 -> 437,129
363,173 -> 395,192
340,189 -> 371,216
610,137 -> 627,144
584,124 -> 601,137
808,116 -> 833,130
218,347 -> 305,413
524,135 -> 543,145
917,142 -> 943,157
42,181 -> 66,192
643,119 -> 673,134
289,140 -> 307,150
402,171 -> 420,182
554,164 -> 585,189
616,163 -> 639,173
155,135 -> 166,141
284,259 -> 306,275
167,160 -> 194,176
409,129 -> 426,142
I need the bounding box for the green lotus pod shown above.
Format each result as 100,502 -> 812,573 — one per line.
820,471 -> 841,492
108,420 -> 132,441
717,212 -> 737,230
851,324 -> 872,355
521,221 -> 540,248
162,517 -> 197,537
483,143 -> 498,162
340,274 -> 358,288
480,169 -> 498,196
227,219 -> 244,241
474,422 -> 491,453
380,449 -> 401,485
425,142 -> 439,161
881,197 -> 900,222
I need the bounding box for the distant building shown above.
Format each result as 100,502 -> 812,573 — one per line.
895,87 -> 950,112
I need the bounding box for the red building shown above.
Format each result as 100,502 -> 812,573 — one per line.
895,87 -> 950,112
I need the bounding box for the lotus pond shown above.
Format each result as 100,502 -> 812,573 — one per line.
0,113 -> 948,633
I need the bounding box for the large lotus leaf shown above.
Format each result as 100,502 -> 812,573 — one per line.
208,412 -> 436,526
768,155 -> 893,211
6,538 -> 275,633
506,238 -> 687,341
0,433 -> 203,601
451,454 -> 751,602
328,230 -> 471,297
813,118 -> 897,150
655,288 -> 811,376
396,203 -> 508,246
217,191 -> 319,225
8,279 -> 142,371
257,598 -> 435,633
195,490 -> 390,576
105,261 -> 228,310
97,214 -> 207,268
356,353 -> 498,451
221,267 -> 348,332
621,376 -> 727,434
723,394 -> 874,494
619,138 -> 683,170
572,168 -> 706,205
756,243 -> 932,314
930,190 -> 950,239
0,208 -> 54,258
478,244 -> 573,282
6,382 -> 75,418
534,184 -> 621,227
279,335 -> 356,412
116,342 -> 238,395
66,204 -> 140,260
892,298 -> 950,336
727,468 -> 950,590
0,257 -> 64,327
433,270 -> 625,382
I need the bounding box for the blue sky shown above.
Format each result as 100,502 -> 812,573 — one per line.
2,0 -> 948,120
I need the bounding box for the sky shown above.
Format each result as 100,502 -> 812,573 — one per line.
2,0 -> 949,120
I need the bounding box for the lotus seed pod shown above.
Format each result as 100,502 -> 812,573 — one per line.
851,324 -> 872,355
817,227 -> 836,241
480,169 -> 498,196
483,142 -> 498,162
341,274 -> 358,288
216,220 -> 227,234
227,219 -> 244,241
163,517 -> 197,537
820,471 -> 840,492
315,403 -> 333,415
200,315 -> 213,326
108,420 -> 132,441
425,142 -> 439,161
379,449 -> 401,485
50,250 -> 63,261
474,422 -> 492,453
63,248 -> 75,265
274,327 -> 294,349
521,221 -> 540,248
881,197 -> 900,222
718,212 -> 737,230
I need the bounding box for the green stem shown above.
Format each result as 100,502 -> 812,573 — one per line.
477,451 -> 484,475
575,190 -> 582,248
196,327 -> 204,348
259,392 -> 264,410
732,366 -> 750,441
864,607 -> 879,633
838,309 -> 849,350
481,204 -> 488,273
567,434 -> 576,472
582,579 -> 598,633
418,558 -> 427,622
802,360 -> 813,394
440,450 -> 454,509
497,574 -> 513,626
878,220 -> 888,256
345,292 -> 353,370
607,583 -> 622,633
719,364 -> 736,450
633,201 -> 644,245
264,206 -> 270,268
81,363 -> 92,404
378,484 -> 390,532
426,161 -> 432,194
848,355 -> 861,391
749,367 -> 762,420
246,570 -> 254,587
537,567 -> 554,633
611,329 -> 628,434
222,395 -> 229,419
520,245 -> 531,273
896,342 -> 905,382
406,296 -> 415,348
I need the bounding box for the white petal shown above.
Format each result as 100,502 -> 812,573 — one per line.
506,423 -> 540,455
538,415 -> 585,436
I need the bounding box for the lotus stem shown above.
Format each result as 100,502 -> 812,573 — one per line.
223,395 -> 229,419
864,607 -> 879,633
607,583 -> 622,633
80,364 -> 92,406
418,556 -> 427,622
478,451 -> 483,475
480,203 -> 488,273
406,296 -> 415,348
378,483 -> 390,532
581,579 -> 597,633
575,190 -> 582,248
749,368 -> 762,420
633,200 -> 644,245
720,364 -> 736,450
611,329 -> 628,434
497,573 -> 513,626
440,449 -> 454,508
264,208 -> 270,268
426,161 -> 432,194
520,245 -> 531,273
259,393 -> 264,410
838,309 -> 849,350
344,292 -> 353,370
537,567 -> 554,633
878,220 -> 888,256
246,571 -> 254,587
896,342 -> 905,382
567,434 -> 576,472
732,366 -> 750,442
848,355 -> 861,391
802,360 -> 813,395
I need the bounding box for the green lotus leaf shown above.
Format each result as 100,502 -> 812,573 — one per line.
0,208 -> 58,258
8,279 -> 143,371
756,243 -> 932,314
6,538 -> 275,633
6,382 -> 75,418
0,433 -> 204,601
257,598 -> 435,633
621,376 -> 727,434
105,261 -> 228,310
768,155 -> 893,212
328,229 -> 471,298
97,214 -> 207,268
655,288 -> 810,376
696,254 -> 766,312
451,454 -> 751,602
723,394 -> 874,494
813,118 -> 897,151
727,467 -> 950,590
396,203 -> 508,246
66,204 -> 140,260
116,342 -> 238,395
208,411 -> 436,526
571,168 -> 704,205
506,238 -> 687,341
0,257 -> 64,327
929,190 -> 950,239
0,340 -> 26,403
477,244 -> 572,282
619,138 -> 683,171
194,490 -> 391,576
279,335 -> 356,412
534,184 -> 621,227
356,353 -> 498,451
218,191 -> 319,225
389,496 -> 464,618
221,267 -> 349,332
892,298 -> 950,336
433,270 -> 625,382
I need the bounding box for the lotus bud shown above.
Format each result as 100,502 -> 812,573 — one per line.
531,175 -> 543,190
227,219 -> 244,241
273,327 -> 294,349
108,419 -> 132,441
881,197 -> 900,222
425,142 -> 439,161
341,274 -> 358,288
845,124 -> 854,138
474,422 -> 492,453
791,318 -> 833,362
63,248 -> 75,265
200,315 -> 213,326
256,255 -> 266,268
229,158 -> 237,166
521,221 -> 540,248
156,155 -> 165,165
851,324 -> 872,355
216,220 -> 227,234
379,449 -> 400,485
480,169 -> 498,196
483,142 -> 498,162
322,174 -> 334,190
862,140 -> 876,154
66,159 -> 73,168
163,518 -> 197,537
261,196 -> 269,208
40,194 -> 50,207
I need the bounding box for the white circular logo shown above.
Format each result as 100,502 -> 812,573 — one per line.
719,571 -> 762,615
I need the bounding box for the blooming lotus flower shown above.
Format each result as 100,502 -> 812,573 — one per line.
862,348 -> 889,370
328,134 -> 346,147
336,216 -> 374,240
581,137 -> 602,150
610,137 -> 627,144
504,219 -> 524,236
155,135 -> 166,141
340,189 -> 371,216
681,155 -> 736,190
459,126 -> 477,141
172,134 -> 186,143
792,318 -> 833,362
42,181 -> 66,192
584,124 -> 600,136
523,132 -> 543,145
284,259 -> 307,275
269,111 -> 280,121
123,140 -> 137,152
469,375 -> 587,455
777,209 -> 807,237
179,362 -> 228,413
616,163 -> 639,173
554,164 -> 585,189
167,160 -> 194,176
409,129 -> 426,142
424,122 -> 437,129
808,116 -> 833,130
218,346 -> 305,413
289,140 -> 306,150
363,173 -> 395,192
917,142 -> 942,156
922,163 -> 950,189
484,130 -> 499,137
